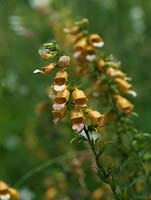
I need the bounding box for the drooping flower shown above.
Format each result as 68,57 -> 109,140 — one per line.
85,109 -> 104,126
72,88 -> 87,107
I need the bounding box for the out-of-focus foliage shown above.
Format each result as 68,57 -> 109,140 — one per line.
0,0 -> 151,199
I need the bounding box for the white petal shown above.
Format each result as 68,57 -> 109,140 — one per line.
72,123 -> 84,132
86,54 -> 96,61
53,84 -> 66,92
80,129 -> 87,139
0,194 -> 11,200
129,90 -> 137,97
53,103 -> 65,111
63,28 -> 69,33
73,51 -> 82,58
93,41 -> 104,48
33,69 -> 42,74
90,133 -> 100,141
48,94 -> 55,100
124,77 -> 132,81
53,118 -> 60,125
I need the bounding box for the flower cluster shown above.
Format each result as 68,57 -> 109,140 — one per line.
0,181 -> 19,200
65,18 -> 103,74
66,19 -> 136,115
34,42 -> 104,134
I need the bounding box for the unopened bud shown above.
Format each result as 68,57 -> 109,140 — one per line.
70,26 -> 80,35
39,49 -> 53,60
59,56 -> 70,67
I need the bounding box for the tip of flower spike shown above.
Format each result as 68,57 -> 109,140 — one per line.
33,69 -> 42,74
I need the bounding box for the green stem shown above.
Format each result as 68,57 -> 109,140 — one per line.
13,152 -> 75,188
84,126 -> 121,200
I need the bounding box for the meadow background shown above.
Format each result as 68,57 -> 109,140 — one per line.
0,0 -> 151,199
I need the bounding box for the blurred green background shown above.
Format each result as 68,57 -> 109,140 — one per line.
0,0 -> 151,199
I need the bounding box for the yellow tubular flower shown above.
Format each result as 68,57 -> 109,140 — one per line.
33,63 -> 57,75
54,71 -> 68,86
53,105 -> 67,119
72,88 -> 87,107
8,188 -> 20,200
115,95 -> 134,114
70,108 -> 84,124
55,89 -> 70,104
85,109 -> 104,126
89,34 -> 104,48
85,45 -> 96,55
106,68 -> 126,78
0,181 -> 19,200
115,78 -> 131,93
74,38 -> 87,52
0,181 -> 9,195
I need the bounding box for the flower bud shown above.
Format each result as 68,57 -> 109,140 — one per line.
38,49 -> 53,60
115,78 -> 131,93
33,63 -> 56,75
55,89 -> 70,104
72,88 -> 87,106
85,109 -> 104,126
59,56 -> 70,67
89,34 -> 104,48
8,188 -> 20,200
41,63 -> 56,75
115,95 -> 134,114
69,26 -> 80,35
70,108 -> 84,124
54,71 -> 68,86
